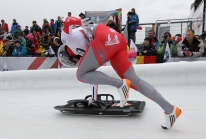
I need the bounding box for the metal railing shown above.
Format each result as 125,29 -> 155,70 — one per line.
122,18 -> 203,44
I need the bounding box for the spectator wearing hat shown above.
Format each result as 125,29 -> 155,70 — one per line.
12,39 -> 27,57
10,19 -> 18,34
13,25 -> 23,39
1,20 -> 9,33
54,16 -> 63,36
18,33 -> 26,46
2,39 -> 14,57
30,20 -> 42,34
79,13 -> 85,19
106,16 -> 120,33
138,37 -> 157,56
5,35 -> 14,44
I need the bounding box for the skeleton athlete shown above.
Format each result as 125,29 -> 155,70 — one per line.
58,16 -> 182,129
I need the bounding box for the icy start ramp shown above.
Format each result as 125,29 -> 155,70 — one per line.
0,61 -> 206,139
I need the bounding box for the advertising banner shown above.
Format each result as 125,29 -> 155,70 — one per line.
85,8 -> 122,29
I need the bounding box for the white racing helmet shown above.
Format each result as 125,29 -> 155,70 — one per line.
57,45 -> 81,67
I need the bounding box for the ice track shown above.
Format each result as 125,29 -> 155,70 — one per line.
0,61 -> 206,139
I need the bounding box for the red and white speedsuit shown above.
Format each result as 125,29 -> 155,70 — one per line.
61,17 -> 174,118
61,16 -> 132,82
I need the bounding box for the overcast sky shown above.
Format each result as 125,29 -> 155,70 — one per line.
1,0 -> 195,29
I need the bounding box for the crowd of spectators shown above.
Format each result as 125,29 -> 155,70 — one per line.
136,29 -> 205,57
0,13 -> 68,57
0,8 -> 205,58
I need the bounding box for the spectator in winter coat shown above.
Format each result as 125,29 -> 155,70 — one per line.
50,19 -> 55,33
13,25 -> 23,39
26,29 -> 40,55
54,16 -> 63,36
23,26 -> 30,36
171,34 -> 183,45
138,37 -> 157,56
106,16 -> 120,33
10,19 -> 18,34
12,39 -> 27,57
39,30 -> 50,50
42,18 -> 50,29
130,8 -> 139,43
1,20 -> 9,33
18,33 -> 26,46
148,30 -> 159,48
126,11 -> 138,47
43,21 -> 52,34
194,35 -> 204,45
0,25 -> 4,35
2,39 -> 14,57
49,33 -> 56,45
30,20 -> 42,34
121,12 -> 132,46
161,32 -> 174,48
31,29 -> 40,55
44,37 -> 61,57
178,29 -> 204,57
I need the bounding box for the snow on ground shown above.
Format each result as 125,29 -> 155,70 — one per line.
0,61 -> 206,139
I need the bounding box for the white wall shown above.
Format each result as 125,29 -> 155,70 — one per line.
0,61 -> 206,90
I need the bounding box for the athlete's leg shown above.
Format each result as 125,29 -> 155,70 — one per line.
76,46 -> 122,87
76,40 -> 132,107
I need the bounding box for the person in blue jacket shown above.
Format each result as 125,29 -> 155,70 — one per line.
10,19 -> 18,34
127,10 -> 139,47
12,39 -> 27,57
129,8 -> 139,43
54,16 -> 63,36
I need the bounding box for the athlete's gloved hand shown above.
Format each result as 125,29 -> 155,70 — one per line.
81,18 -> 93,29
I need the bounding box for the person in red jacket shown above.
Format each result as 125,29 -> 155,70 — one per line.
1,20 -> 9,33
58,16 -> 182,129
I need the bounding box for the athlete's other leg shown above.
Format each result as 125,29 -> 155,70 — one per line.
77,24 -> 132,107
110,35 -> 173,114
111,50 -> 182,128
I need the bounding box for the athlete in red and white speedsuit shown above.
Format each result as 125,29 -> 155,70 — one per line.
59,16 -> 181,129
